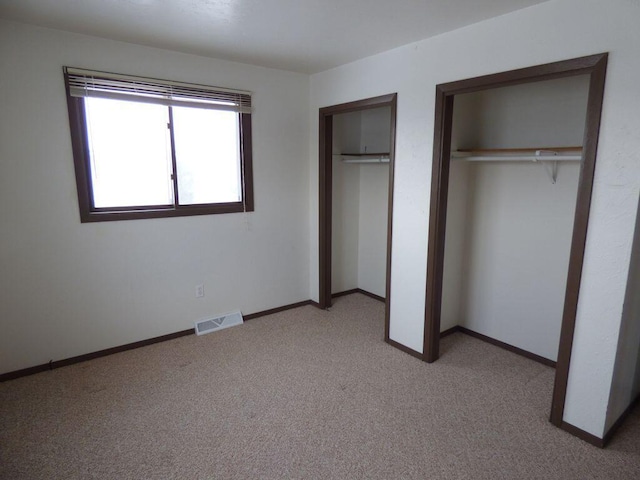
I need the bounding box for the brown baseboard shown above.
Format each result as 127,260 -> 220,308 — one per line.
561,421 -> 604,448
602,392 -> 640,447
0,298 -> 314,383
331,288 -> 360,299
243,300 -> 314,321
0,328 -> 193,383
457,326 -> 556,368
356,289 -> 385,303
440,326 -> 461,338
385,338 -> 423,360
332,288 -> 385,303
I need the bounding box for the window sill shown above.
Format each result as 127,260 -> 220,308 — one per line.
80,202 -> 251,223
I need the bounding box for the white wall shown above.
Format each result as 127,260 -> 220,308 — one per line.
441,160 -> 472,332
332,161 -> 389,298
358,165 -> 389,297
309,0 -> 640,438
441,96 -> 476,332
360,107 -> 392,153
0,20 -> 311,375
606,192 -> 640,430
461,162 -> 580,361
336,111 -> 362,153
443,76 -> 588,361
357,108 -> 391,297
332,114 -> 361,293
331,109 -> 390,296
455,75 -> 591,149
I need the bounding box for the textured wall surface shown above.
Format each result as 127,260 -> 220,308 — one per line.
332,109 -> 391,297
0,20 -> 311,374
310,0 -> 640,437
441,76 -> 588,361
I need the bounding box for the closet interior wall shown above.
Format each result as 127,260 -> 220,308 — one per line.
443,75 -> 590,362
332,107 -> 391,298
606,191 -> 640,431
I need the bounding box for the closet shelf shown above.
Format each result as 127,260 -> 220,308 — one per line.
335,153 -> 390,164
451,147 -> 583,184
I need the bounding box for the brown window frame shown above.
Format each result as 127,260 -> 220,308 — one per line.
64,72 -> 254,223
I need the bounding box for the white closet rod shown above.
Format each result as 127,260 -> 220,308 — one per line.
335,154 -> 390,164
451,148 -> 582,163
455,154 -> 581,162
451,149 -> 583,184
342,157 -> 390,164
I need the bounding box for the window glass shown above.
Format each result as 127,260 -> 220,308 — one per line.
64,67 -> 253,222
84,97 -> 173,208
172,107 -> 241,205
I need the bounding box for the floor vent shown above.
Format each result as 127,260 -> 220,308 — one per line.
195,311 -> 243,336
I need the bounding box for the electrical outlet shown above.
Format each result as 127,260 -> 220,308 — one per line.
195,284 -> 204,298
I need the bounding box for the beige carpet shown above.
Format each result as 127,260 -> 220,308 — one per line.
1,293 -> 639,479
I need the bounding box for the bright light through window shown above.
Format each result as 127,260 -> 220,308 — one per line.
64,67 -> 253,222
83,99 -> 244,209
85,97 -> 173,208
172,107 -> 242,205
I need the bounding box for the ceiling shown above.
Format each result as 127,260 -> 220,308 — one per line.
0,0 -> 550,74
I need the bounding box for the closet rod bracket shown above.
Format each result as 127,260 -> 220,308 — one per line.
534,150 -> 559,184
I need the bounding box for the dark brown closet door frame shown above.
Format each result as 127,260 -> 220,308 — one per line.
318,93 -> 397,340
423,53 -> 608,428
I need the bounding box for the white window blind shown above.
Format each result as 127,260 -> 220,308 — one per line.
64,67 -> 252,113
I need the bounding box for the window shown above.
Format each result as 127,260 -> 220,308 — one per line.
63,67 -> 253,222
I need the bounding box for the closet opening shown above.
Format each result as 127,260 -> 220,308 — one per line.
423,54 -> 608,432
318,94 -> 397,340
